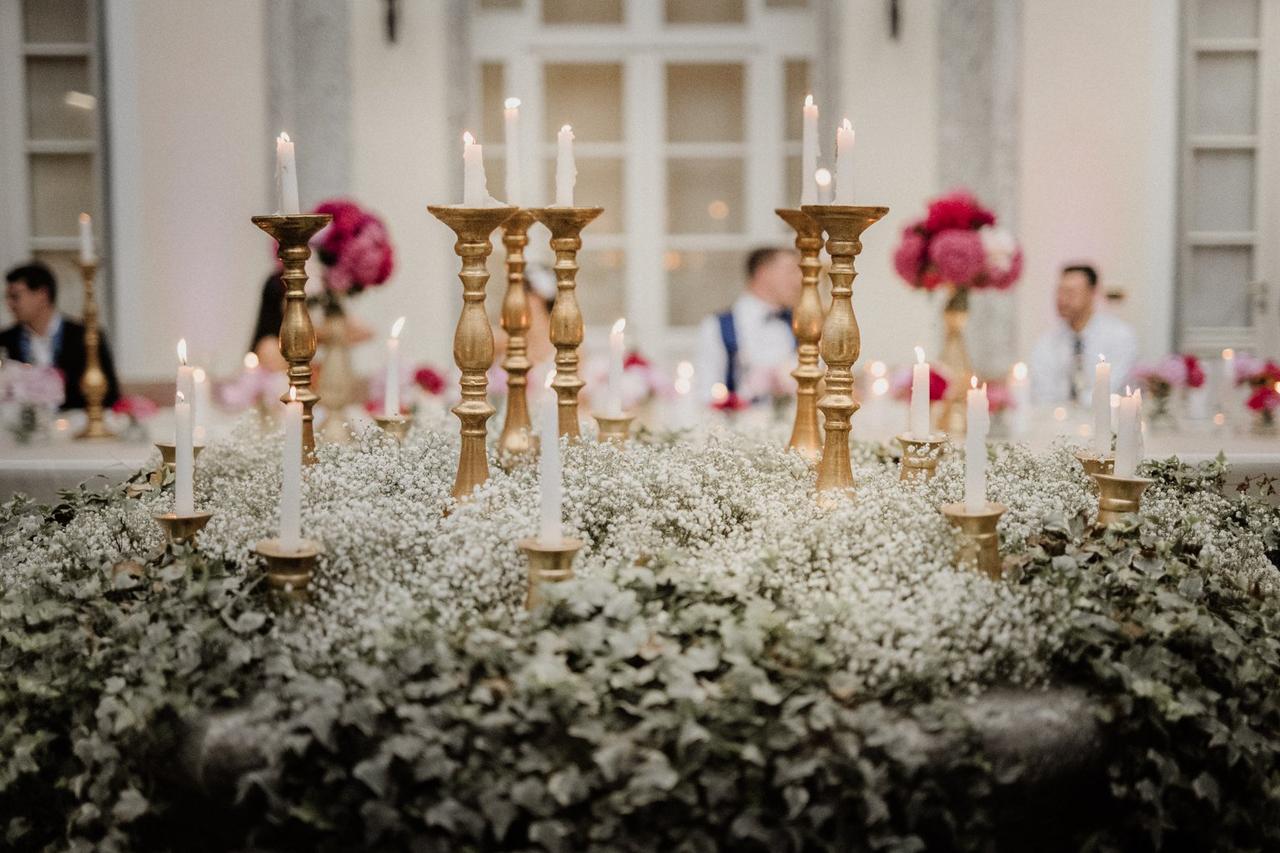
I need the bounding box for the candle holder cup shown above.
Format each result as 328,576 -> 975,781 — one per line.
75,259 -> 115,439
800,204 -> 890,493
254,537 -> 322,598
152,442 -> 207,487
498,210 -> 538,459
518,536 -> 583,610
1092,473 -> 1154,528
528,206 -> 604,441
153,511 -> 214,546
896,433 -> 947,482
1074,450 -> 1115,479
941,501 -> 1006,579
373,414 -> 412,444
428,205 -> 517,501
776,208 -> 825,462
593,412 -> 635,444
252,214 -> 333,462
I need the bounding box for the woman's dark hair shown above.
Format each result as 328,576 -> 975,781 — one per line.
5,261 -> 57,304
250,274 -> 286,352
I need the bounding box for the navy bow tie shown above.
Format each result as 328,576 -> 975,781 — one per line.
770,308 -> 793,326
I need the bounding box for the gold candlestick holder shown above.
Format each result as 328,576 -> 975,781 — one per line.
254,537 -> 322,596
801,204 -> 889,493
373,414 -> 412,443
517,536 -> 583,609
593,412 -> 635,444
498,210 -> 538,459
776,208 -> 825,461
941,501 -> 1007,579
896,433 -> 947,482
153,511 -> 214,545
151,441 -> 207,487
252,214 -> 332,462
1074,450 -> 1115,479
75,259 -> 114,439
1092,473 -> 1154,527
529,206 -> 604,440
428,204 -> 517,501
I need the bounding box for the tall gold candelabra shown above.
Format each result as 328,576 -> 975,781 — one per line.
498,210 -> 537,459
75,259 -> 114,439
776,208 -> 825,461
801,204 -> 889,493
529,207 -> 604,440
428,204 -> 517,501
251,214 -> 332,461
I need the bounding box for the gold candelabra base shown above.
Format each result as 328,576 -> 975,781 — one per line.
373,414 -> 412,443
498,210 -> 538,459
593,412 -> 635,444
776,208 -> 825,462
77,418 -> 115,440
152,441 -> 207,487
1074,450 -> 1115,479
153,511 -> 214,545
517,536 -> 583,609
941,501 -> 1006,579
1092,473 -> 1154,527
75,258 -> 114,441
897,433 -> 948,482
254,537 -> 321,596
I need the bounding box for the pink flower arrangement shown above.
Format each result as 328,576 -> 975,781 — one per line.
1234,355 -> 1280,418
111,394 -> 159,421
984,380 -> 1012,414
889,365 -> 949,402
583,349 -> 668,411
312,199 -> 395,296
367,362 -> 449,415
1132,354 -> 1208,399
4,364 -> 65,409
893,190 -> 1022,292
414,366 -> 445,396
219,365 -> 288,412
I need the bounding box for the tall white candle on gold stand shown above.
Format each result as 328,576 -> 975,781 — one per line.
174,390 -> 194,516
1009,362 -> 1030,439
504,98 -> 522,206
606,318 -> 626,418
78,212 -> 95,264
281,387 -> 303,550
462,132 -> 489,207
909,346 -> 930,439
384,316 -> 406,417
1114,387 -> 1140,477
834,118 -> 856,204
1092,355 -> 1111,455
964,378 -> 989,512
555,125 -> 576,206
275,132 -> 300,215
539,373 -> 563,544
801,95 -> 820,205
175,339 -> 195,426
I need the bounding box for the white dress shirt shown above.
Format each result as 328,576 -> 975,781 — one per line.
1029,311 -> 1137,404
25,312 -> 63,368
694,292 -> 795,403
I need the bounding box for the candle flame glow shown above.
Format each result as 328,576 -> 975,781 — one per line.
176,391 -> 186,404
193,367 -> 206,383
1098,353 -> 1106,363
870,360 -> 886,377
463,130 -> 475,145
1053,406 -> 1067,421
814,168 -> 832,188
804,94 -> 813,107
391,316 -> 406,338
79,212 -> 90,226
914,346 -> 925,365
872,377 -> 889,396
842,117 -> 852,131
970,375 -> 978,389
676,360 -> 694,380
278,131 -> 291,143
1012,362 -> 1027,380
177,338 -> 187,365
611,318 -> 626,336
711,383 -> 729,403
504,97 -> 521,110
561,124 -> 573,134
289,386 -> 298,402
244,352 -> 259,370
1223,348 -> 1234,359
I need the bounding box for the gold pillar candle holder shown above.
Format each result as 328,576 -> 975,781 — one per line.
1074,450 -> 1115,479
941,501 -> 1007,579
776,208 -> 826,461
498,210 -> 538,458
254,537 -> 322,596
593,412 -> 635,444
152,441 -> 206,486
75,259 -> 114,439
251,213 -> 332,462
428,205 -> 517,501
517,536 -> 583,609
153,511 -> 214,545
1092,473 -> 1154,527
529,206 -> 605,440
801,204 -> 890,493
896,433 -> 947,482
373,414 -> 412,443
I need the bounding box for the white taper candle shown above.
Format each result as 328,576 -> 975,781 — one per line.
834,118 -> 855,204
909,346 -> 930,439
280,387 -> 303,550
539,373 -> 563,544
504,98 -> 522,206
384,316 -> 405,417
1092,355 -> 1111,455
276,132 -> 300,215
555,125 -> 576,207
175,391 -> 194,516
801,95 -> 819,206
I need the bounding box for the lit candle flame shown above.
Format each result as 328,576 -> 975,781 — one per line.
561,124 -> 573,134
970,375 -> 978,389
1012,362 -> 1028,380
611,317 -> 626,336
842,117 -> 853,132
814,168 -> 832,188
177,338 -> 188,365
804,94 -> 813,107
278,131 -> 291,143
463,130 -> 475,145
505,97 -> 521,110
176,391 -> 186,404
79,212 -> 91,226
1223,348 -> 1234,359
391,316 -> 406,338
244,352 -> 259,370
1098,353 -> 1107,363
914,346 -> 925,365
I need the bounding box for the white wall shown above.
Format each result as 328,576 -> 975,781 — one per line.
1017,0 -> 1178,360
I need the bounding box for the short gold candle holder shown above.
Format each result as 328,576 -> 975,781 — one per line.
75,258 -> 115,439
498,210 -> 538,458
153,511 -> 214,545
254,537 -> 322,596
152,441 -> 207,486
896,433 -> 948,482
801,204 -> 890,493
528,206 -> 605,441
593,411 -> 635,444
1092,473 -> 1154,527
428,204 -> 518,501
517,536 -> 583,609
941,501 -> 1007,579
373,414 -> 412,443
776,208 -> 825,462
1074,450 -> 1115,479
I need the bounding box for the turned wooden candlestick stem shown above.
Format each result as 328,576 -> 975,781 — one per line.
498,210 -> 537,459
776,208 -> 825,461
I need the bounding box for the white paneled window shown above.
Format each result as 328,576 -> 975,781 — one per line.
471,0 -> 817,363
0,0 -> 107,327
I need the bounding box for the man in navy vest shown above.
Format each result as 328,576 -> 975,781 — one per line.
694,247 -> 801,404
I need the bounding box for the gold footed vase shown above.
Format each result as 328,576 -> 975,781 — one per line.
937,288 -> 973,435
75,259 -> 114,439
252,213 -> 333,462
1092,473 -> 1153,527
897,433 -> 947,482
518,536 -> 583,609
776,208 -> 825,461
428,204 -> 517,501
498,211 -> 538,460
800,204 -> 890,493
941,501 -> 1006,579
529,206 -> 604,440
316,308 -> 362,444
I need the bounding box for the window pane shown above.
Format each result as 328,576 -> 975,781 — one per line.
32,251 -> 84,320
26,58 -> 94,140
1187,246 -> 1252,327
784,60 -> 810,141
667,64 -> 744,143
666,250 -> 742,326
1191,150 -> 1255,232
22,0 -> 88,43
1194,54 -> 1257,135
576,249 -> 627,324
668,158 -> 743,233
665,0 -> 744,24
543,157 -> 624,232
480,63 -> 505,144
543,0 -> 623,24
29,154 -> 93,237
1195,0 -> 1258,39
544,64 -> 623,143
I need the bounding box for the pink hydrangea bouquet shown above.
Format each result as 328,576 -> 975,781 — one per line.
583,350 -> 669,413
893,190 -> 1022,293
1,363 -> 64,442
1132,354 -> 1206,399
312,199 -> 395,300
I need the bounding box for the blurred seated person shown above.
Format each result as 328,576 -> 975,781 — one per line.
2,261 -> 120,410
248,273 -> 373,372
694,247 -> 800,403
1029,263 -> 1136,404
